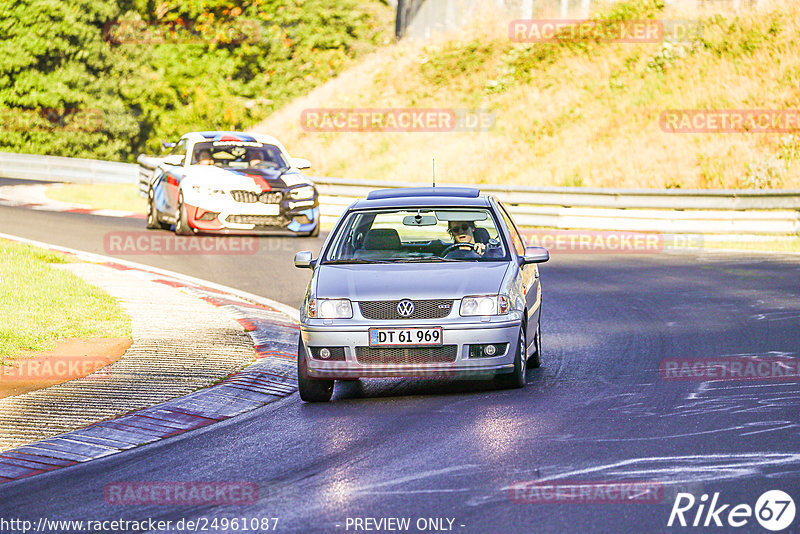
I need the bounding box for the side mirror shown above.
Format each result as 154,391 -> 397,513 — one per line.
162,140 -> 177,151
291,157 -> 312,170
162,154 -> 185,166
520,246 -> 549,265
294,250 -> 314,269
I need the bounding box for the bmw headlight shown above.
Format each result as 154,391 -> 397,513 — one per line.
191,185 -> 228,198
460,294 -> 510,316
289,185 -> 315,200
307,298 -> 352,319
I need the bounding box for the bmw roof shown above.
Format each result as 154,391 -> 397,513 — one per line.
351,187 -> 491,210
179,131 -> 287,149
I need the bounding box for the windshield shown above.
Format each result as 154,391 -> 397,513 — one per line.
191,141 -> 288,170
323,208 -> 509,263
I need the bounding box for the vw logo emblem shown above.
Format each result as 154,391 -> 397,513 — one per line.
396,299 -> 415,317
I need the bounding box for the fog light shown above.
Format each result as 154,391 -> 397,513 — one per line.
319,348 -> 331,359
468,343 -> 508,358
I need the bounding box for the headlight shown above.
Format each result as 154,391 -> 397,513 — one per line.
289,185 -> 315,200
460,294 -> 510,316
307,298 -> 352,319
191,185 -> 228,198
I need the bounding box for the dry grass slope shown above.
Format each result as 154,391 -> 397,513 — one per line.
251,0 -> 800,189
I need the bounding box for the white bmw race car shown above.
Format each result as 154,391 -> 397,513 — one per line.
140,131 -> 320,236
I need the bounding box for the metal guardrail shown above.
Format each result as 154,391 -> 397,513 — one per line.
0,151 -> 137,184
3,151 -> 799,235
311,177 -> 800,235
137,155 -> 162,195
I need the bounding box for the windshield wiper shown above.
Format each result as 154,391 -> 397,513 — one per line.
394,257 -> 469,263
323,259 -> 395,265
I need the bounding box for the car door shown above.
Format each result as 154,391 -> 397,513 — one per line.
497,201 -> 540,349
159,138 -> 188,214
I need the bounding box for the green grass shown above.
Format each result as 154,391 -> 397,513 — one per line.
0,241 -> 131,364
45,184 -> 145,214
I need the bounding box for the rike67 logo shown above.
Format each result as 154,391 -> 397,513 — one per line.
668,490 -> 795,531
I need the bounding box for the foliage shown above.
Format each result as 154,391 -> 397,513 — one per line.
0,0 -> 391,160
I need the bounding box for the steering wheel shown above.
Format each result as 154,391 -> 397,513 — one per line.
442,242 -> 479,258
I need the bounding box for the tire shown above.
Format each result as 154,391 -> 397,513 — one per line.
529,312 -> 542,369
495,325 -> 526,389
174,191 -> 193,236
297,339 -> 334,402
146,187 -> 168,230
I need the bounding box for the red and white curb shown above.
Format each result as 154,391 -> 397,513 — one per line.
0,184 -> 144,219
0,234 -> 299,485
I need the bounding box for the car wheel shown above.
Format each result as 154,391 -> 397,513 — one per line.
297,339 -> 334,402
146,187 -> 167,230
529,313 -> 542,368
495,325 -> 526,389
174,192 -> 193,236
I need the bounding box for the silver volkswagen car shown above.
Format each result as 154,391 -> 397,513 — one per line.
293,187 -> 549,402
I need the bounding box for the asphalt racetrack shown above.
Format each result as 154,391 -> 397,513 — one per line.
1,198 -> 799,533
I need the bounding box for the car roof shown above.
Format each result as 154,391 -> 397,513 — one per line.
350,187 -> 492,210
181,131 -> 284,147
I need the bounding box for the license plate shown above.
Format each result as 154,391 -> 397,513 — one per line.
258,204 -> 280,215
369,327 -> 442,347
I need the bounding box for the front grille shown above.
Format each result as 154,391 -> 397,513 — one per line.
231,190 -> 282,204
358,300 -> 453,320
225,214 -> 288,227
356,345 -> 458,365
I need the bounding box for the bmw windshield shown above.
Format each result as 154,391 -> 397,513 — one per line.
323,208 -> 510,263
191,141 -> 289,170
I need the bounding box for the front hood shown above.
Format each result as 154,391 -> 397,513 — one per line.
315,262 -> 510,301
184,166 -> 310,191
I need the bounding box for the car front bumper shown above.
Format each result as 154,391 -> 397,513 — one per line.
301,319 -> 520,379
181,188 -> 319,234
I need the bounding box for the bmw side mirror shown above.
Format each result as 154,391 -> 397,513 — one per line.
163,154 -> 184,166
294,250 -> 315,269
162,140 -> 177,151
520,246 -> 549,265
291,157 -> 312,170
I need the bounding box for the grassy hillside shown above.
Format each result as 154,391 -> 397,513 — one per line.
252,0 -> 800,189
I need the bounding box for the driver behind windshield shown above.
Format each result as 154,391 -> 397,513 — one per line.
447,220 -> 486,255
247,148 -> 264,167
195,149 -> 214,165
